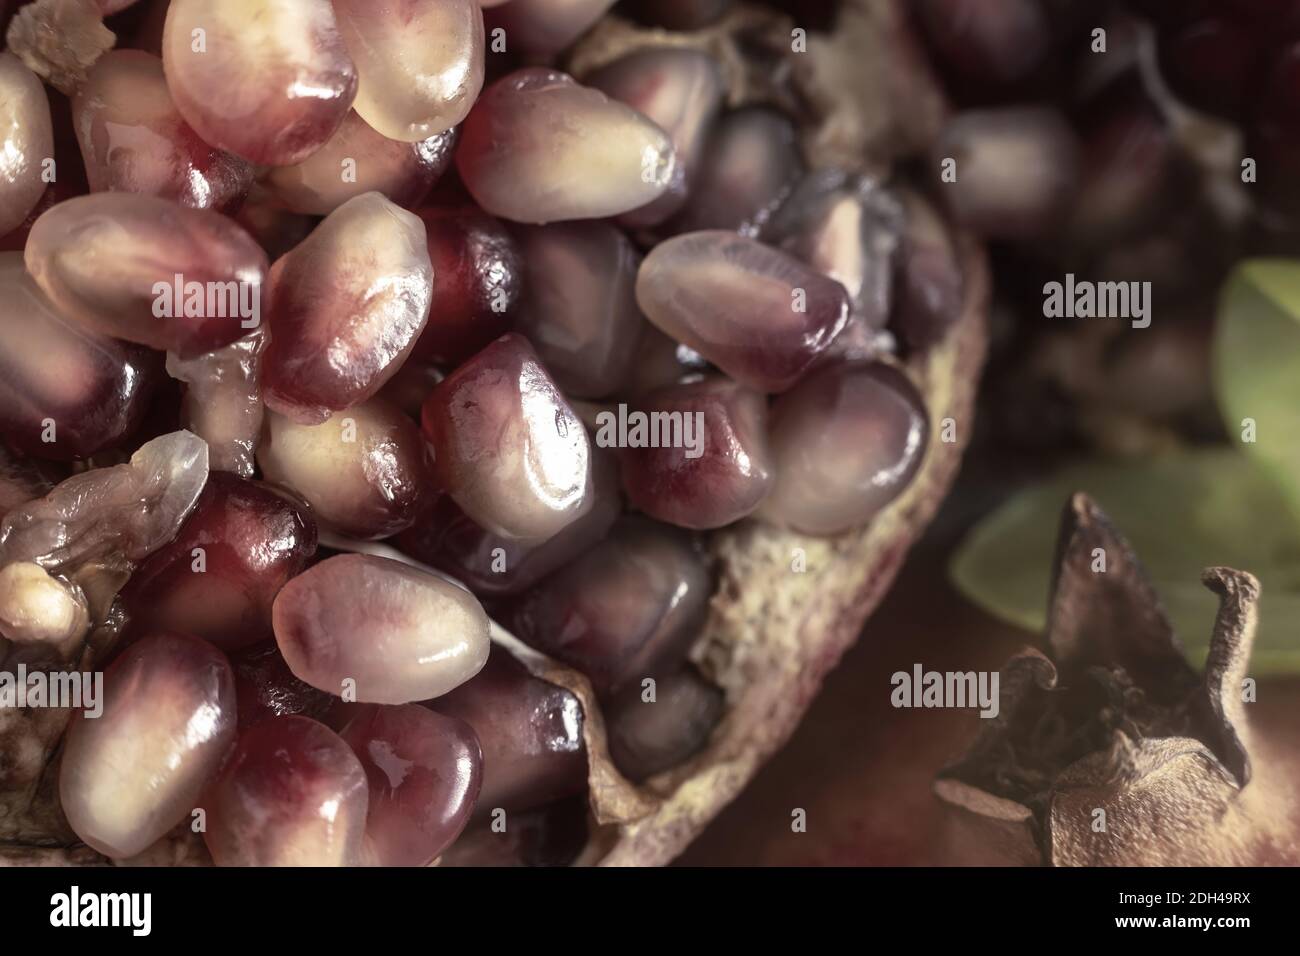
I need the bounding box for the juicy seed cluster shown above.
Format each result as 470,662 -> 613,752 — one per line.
0,0 -> 954,868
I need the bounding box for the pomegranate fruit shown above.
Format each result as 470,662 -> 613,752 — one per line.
0,1 -> 989,868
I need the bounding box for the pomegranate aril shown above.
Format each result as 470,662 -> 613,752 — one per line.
165,328 -> 267,477
765,170 -> 903,333
339,703 -> 482,866
72,50 -> 253,213
161,0 -> 357,166
914,0 -> 1052,95
893,189 -> 962,352
635,231 -> 850,393
506,518 -> 709,696
396,447 -> 621,599
0,52 -> 54,240
514,221 -> 644,399
120,472 -> 317,652
0,255 -> 156,461
203,715 -> 369,867
931,107 -> 1080,240
262,192 -> 433,424
428,647 -> 586,815
586,47 -> 724,227
483,0 -> 615,56
0,560 -> 88,650
0,430 -> 208,570
456,68 -> 676,224
59,633 -> 237,859
0,86 -> 89,255
265,111 -> 455,216
25,193 -> 268,358
672,106 -> 803,237
333,0 -> 483,143
273,553 -> 490,704
617,376 -> 772,530
605,665 -> 724,782
232,640 -> 335,731
422,333 -> 593,541
759,362 -> 927,536
1158,15 -> 1262,120
409,204 -> 523,365
1067,86 -> 1188,247
257,398 -> 432,540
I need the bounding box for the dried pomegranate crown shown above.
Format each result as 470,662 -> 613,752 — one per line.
935,493 -> 1295,867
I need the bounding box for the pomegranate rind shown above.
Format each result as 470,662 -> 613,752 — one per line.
590,235 -> 988,866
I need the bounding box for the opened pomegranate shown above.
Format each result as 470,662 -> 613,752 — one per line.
0,0 -> 990,868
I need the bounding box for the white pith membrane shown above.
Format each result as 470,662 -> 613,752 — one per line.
0,1 -> 987,867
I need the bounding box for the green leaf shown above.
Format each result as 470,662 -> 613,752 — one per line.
950,450 -> 1300,674
1214,259 -> 1300,521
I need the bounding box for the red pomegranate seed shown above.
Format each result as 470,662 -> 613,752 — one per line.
261,192 -> 433,424
165,328 -> 267,477
333,0 -> 483,142
455,68 -> 677,223
765,170 -> 903,333
0,430 -> 208,569
232,640 -> 336,730
513,221 -> 645,399
483,0 -> 615,56
635,230 -> 850,393
1158,15 -> 1262,120
24,193 -> 268,358
120,472 -> 317,652
586,47 -> 724,227
409,204 -> 523,365
256,397 -> 432,540
339,703 -> 482,866
914,0 -> 1052,92
673,106 -> 804,237
893,190 -> 963,351
60,633 -> 237,859
0,253 -> 158,461
428,646 -> 587,815
422,334 -> 593,540
203,715 -> 369,866
160,0 -> 357,166
616,375 -> 772,530
931,107 -> 1080,240
264,110 -> 455,216
506,518 -> 710,696
0,52 -> 54,239
605,665 -> 724,782
395,447 -> 621,599
272,553 -> 491,704
1067,87 -> 1188,247
72,50 -> 254,213
759,362 -> 928,535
